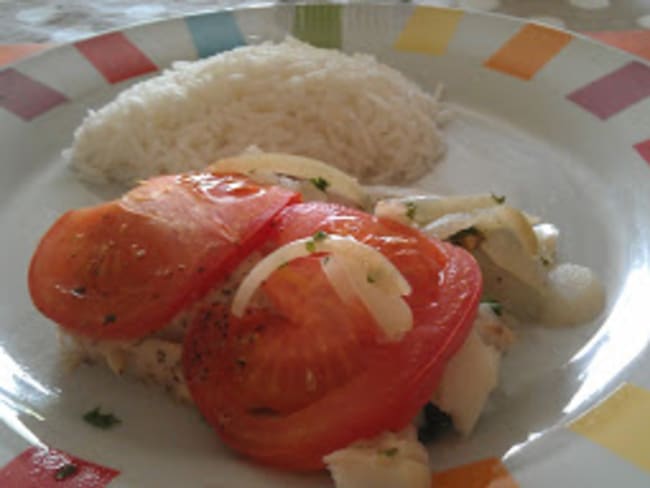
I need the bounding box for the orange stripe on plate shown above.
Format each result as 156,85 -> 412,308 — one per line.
569,383 -> 650,473
394,7 -> 463,56
431,457 -> 518,488
484,23 -> 572,80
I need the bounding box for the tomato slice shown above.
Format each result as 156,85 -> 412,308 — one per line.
28,173 -> 300,340
183,202 -> 482,470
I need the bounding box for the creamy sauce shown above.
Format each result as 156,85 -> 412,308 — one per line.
541,263 -> 606,325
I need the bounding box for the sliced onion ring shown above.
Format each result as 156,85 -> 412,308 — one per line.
231,234 -> 412,341
374,194 -> 502,226
208,153 -> 371,209
321,254 -> 413,341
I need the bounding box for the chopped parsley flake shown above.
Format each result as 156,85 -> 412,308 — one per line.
310,177 -> 330,192
83,407 -> 121,429
491,193 -> 506,204
378,447 -> 399,457
367,274 -> 377,284
405,201 -> 417,220
482,299 -> 503,316
306,231 -> 328,253
54,463 -> 78,481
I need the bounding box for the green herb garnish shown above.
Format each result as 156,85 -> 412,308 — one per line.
54,463 -> 78,481
310,177 -> 330,192
482,299 -> 503,316
83,407 -> 121,429
367,274 -> 377,284
378,447 -> 399,457
306,231 -> 328,253
405,201 -> 417,220
491,193 -> 506,204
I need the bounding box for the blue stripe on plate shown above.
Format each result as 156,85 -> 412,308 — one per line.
185,12 -> 246,59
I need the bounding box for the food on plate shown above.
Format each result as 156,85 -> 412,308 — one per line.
323,426 -> 431,488
29,151 -> 605,485
210,151 -> 372,210
67,38 -> 447,185
182,201 -> 480,470
28,172 -> 300,340
376,194 -> 605,325
83,406 -> 121,430
430,305 -> 502,436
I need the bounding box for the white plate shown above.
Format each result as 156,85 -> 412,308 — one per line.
1,3 -> 649,487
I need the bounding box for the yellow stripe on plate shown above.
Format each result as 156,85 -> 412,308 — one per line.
394,7 -> 463,56
569,383 -> 650,473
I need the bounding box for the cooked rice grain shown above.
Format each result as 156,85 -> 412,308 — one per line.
68,38 -> 447,184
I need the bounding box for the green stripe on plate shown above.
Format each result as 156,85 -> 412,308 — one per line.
293,5 -> 342,49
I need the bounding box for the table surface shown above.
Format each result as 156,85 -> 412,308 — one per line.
1,0 -> 650,43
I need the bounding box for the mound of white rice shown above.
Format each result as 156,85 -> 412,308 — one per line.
68,38 -> 447,185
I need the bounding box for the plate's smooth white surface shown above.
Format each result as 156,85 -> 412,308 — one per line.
1,4 -> 649,486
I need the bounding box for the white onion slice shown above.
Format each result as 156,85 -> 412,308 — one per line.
231,234 -> 412,341
419,205 -> 546,291
533,222 -> 559,266
422,212 -> 480,241
209,153 -> 371,209
321,255 -> 413,341
375,194 -> 502,226
320,254 -> 357,304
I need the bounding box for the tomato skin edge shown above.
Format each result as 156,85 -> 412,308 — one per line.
27,173 -> 301,341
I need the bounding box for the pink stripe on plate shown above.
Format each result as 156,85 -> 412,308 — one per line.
567,61 -> 650,120
0,68 -> 67,121
75,32 -> 158,84
634,139 -> 650,166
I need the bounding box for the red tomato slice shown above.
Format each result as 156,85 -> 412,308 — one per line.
183,202 -> 482,470
28,173 -> 300,340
